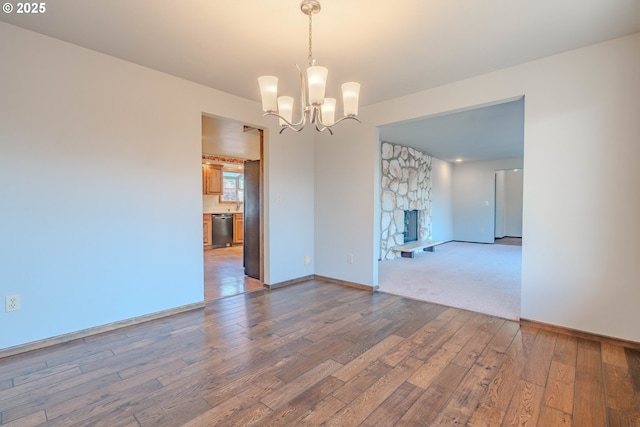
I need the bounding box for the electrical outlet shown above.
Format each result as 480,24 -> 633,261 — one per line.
304,255 -> 311,265
347,254 -> 354,264
6,295 -> 20,312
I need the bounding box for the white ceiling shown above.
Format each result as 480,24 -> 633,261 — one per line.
2,0 -> 638,107
2,1 -> 639,161
379,98 -> 525,163
202,115 -> 261,162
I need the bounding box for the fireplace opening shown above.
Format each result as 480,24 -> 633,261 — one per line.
404,210 -> 418,243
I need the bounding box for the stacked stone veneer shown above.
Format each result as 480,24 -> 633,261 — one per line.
380,142 -> 433,260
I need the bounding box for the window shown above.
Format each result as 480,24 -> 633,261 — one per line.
220,171 -> 244,203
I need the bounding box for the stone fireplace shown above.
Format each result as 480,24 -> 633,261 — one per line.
380,142 -> 433,260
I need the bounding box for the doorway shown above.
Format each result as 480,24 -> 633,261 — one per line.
201,114 -> 264,301
494,168 -> 523,240
377,98 -> 525,319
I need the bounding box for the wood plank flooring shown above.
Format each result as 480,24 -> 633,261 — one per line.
204,246 -> 263,301
1,279 -> 639,426
493,237 -> 522,246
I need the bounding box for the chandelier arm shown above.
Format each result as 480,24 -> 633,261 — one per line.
262,111 -> 306,130
279,125 -> 305,134
315,114 -> 362,130
314,123 -> 334,135
330,115 -> 362,126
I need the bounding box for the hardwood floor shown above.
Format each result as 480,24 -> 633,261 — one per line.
204,245 -> 263,301
1,279 -> 639,426
494,237 -> 522,246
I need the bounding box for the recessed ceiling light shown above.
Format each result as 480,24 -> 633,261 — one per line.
455,158 -> 463,163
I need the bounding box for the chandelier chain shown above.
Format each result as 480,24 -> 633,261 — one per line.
308,12 -> 313,66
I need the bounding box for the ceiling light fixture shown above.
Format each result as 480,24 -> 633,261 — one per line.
258,0 -> 360,134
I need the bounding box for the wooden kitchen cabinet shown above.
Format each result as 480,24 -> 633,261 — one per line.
202,164 -> 223,195
203,214 -> 212,246
233,213 -> 243,244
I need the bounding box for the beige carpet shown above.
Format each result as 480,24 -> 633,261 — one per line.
378,241 -> 521,320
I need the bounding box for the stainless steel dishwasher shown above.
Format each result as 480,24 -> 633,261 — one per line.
211,214 -> 234,247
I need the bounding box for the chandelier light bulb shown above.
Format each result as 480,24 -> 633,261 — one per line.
277,96 -> 294,126
342,82 -> 360,117
258,76 -> 278,112
307,66 -> 328,105
321,98 -> 336,126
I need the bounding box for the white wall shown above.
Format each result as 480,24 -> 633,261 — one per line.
0,23 -> 315,349
3,24 -> 639,349
453,158 -> 523,243
316,32 -> 640,342
265,128 -> 316,284
495,169 -> 524,238
314,124 -> 379,287
430,158 -> 454,242
519,33 -> 640,342
504,170 -> 523,237
495,171 -> 507,238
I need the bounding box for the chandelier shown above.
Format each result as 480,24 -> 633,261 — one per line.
258,0 -> 361,134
